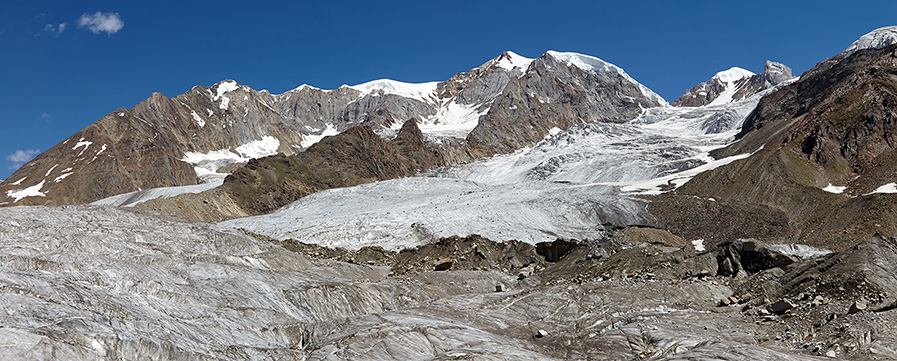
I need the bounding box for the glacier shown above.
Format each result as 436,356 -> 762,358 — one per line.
221,82 -> 792,250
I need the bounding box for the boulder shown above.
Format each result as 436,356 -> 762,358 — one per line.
848,298 -> 868,314
768,299 -> 796,314
434,259 -> 453,271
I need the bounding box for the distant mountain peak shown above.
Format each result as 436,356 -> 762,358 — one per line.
544,50 -> 668,106
711,67 -> 755,82
672,62 -> 794,107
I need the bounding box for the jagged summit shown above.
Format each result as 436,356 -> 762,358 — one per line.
843,25 -> 897,56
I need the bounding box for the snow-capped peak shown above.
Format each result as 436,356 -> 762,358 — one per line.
495,51 -> 534,72
545,50 -> 668,106
712,67 -> 755,83
345,79 -> 438,103
844,26 -> 897,56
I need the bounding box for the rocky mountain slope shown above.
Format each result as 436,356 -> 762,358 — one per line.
0,50 -> 663,208
651,26 -> 897,250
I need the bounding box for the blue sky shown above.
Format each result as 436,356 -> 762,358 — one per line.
1,0 -> 896,180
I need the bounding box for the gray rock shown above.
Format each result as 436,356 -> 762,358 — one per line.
848,298 -> 868,314
762,61 -> 794,88
769,299 -> 796,314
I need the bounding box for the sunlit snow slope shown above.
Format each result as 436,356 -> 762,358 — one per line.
221,82 -> 794,250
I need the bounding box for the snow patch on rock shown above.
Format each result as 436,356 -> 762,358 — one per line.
213,80 -> 239,111
54,172 -> 73,183
6,180 -> 46,202
709,67 -> 754,106
182,136 -> 280,182
870,182 -> 897,194
822,184 -> 848,194
72,138 -> 92,157
418,101 -> 487,138
191,110 -> 205,127
300,124 -> 340,148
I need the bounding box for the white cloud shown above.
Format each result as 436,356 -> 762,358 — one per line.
6,149 -> 40,170
39,22 -> 67,37
78,12 -> 124,35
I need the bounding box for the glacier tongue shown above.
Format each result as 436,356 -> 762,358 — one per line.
221,85 -> 776,251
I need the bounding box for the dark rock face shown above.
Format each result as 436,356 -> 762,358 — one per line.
671,61 -> 794,107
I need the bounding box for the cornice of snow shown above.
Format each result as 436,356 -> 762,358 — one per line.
545,50 -> 668,106
844,26 -> 897,56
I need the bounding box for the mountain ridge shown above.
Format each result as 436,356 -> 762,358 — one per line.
1,50 -> 664,207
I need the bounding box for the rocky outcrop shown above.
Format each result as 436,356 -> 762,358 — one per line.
671,61 -> 794,107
